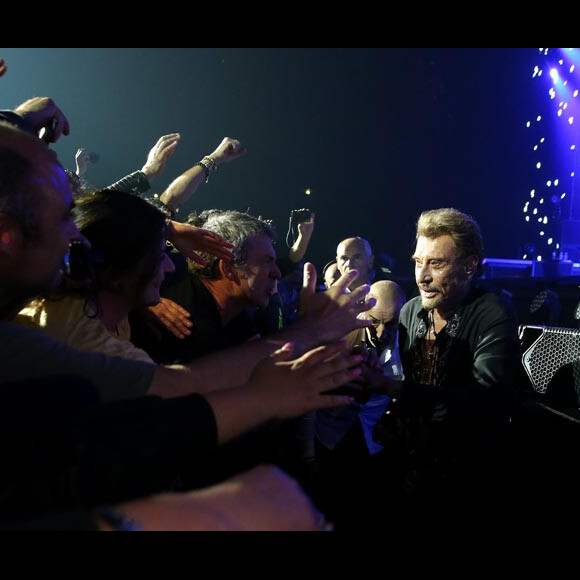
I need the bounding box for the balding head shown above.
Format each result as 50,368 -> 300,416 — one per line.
0,122 -> 80,315
336,237 -> 374,290
323,261 -> 340,289
0,122 -> 62,237
363,281 -> 406,350
368,281 -> 406,309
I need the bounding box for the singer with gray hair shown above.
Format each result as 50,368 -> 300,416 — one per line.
379,207 -> 520,520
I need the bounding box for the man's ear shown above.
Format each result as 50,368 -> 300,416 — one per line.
465,256 -> 479,279
219,259 -> 240,284
0,213 -> 24,257
369,254 -> 375,269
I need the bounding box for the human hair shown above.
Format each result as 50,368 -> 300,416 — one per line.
187,210 -> 275,279
74,190 -> 168,291
416,208 -> 485,276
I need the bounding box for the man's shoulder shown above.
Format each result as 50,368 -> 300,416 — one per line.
466,288 -> 514,321
0,320 -> 155,401
400,296 -> 422,321
459,289 -> 519,348
0,319 -> 80,366
0,319 -> 48,340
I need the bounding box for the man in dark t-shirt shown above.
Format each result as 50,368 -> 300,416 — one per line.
131,252 -> 257,364
131,211 -> 279,364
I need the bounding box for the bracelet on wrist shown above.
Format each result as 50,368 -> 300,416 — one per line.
150,194 -> 177,219
197,156 -> 218,184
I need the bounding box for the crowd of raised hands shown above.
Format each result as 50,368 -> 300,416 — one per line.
0,63 -> 383,531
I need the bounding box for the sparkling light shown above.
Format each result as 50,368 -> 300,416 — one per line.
523,48 -> 580,262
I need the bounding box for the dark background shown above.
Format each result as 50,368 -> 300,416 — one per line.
0,48 -> 539,277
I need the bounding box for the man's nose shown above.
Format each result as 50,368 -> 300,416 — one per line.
417,264 -> 432,282
373,324 -> 383,341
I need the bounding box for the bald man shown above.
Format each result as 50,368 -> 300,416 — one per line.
322,262 -> 340,290
336,237 -> 375,291
359,281 -> 406,354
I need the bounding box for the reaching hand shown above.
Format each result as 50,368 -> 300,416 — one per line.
141,133 -> 181,181
147,298 -> 193,339
14,97 -> 70,143
297,213 -> 316,238
116,466 -> 330,531
248,342 -> 363,419
349,345 -> 402,397
167,221 -> 235,267
209,137 -> 246,166
298,264 -> 375,345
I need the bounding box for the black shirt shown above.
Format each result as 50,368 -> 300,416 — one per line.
399,287 -> 519,422
130,255 -> 258,364
0,378 -> 218,520
395,287 -> 520,478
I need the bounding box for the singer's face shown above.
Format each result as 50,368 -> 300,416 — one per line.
235,234 -> 281,309
413,235 -> 472,313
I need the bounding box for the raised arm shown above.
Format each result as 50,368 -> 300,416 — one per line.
160,137 -> 245,211
141,133 -> 181,182
106,133 -> 181,195
289,213 -> 316,264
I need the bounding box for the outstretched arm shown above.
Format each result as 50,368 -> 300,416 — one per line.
200,342 -> 361,444
160,137 -> 245,211
100,465 -> 329,531
140,133 -> 181,182
106,133 -> 181,195
289,213 -> 316,264
150,266 -> 375,401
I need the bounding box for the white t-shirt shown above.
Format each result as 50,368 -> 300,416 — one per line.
16,296 -> 153,364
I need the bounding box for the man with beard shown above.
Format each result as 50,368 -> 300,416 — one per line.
385,208 -> 519,519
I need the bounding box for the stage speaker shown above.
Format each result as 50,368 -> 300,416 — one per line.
520,325 -> 580,395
